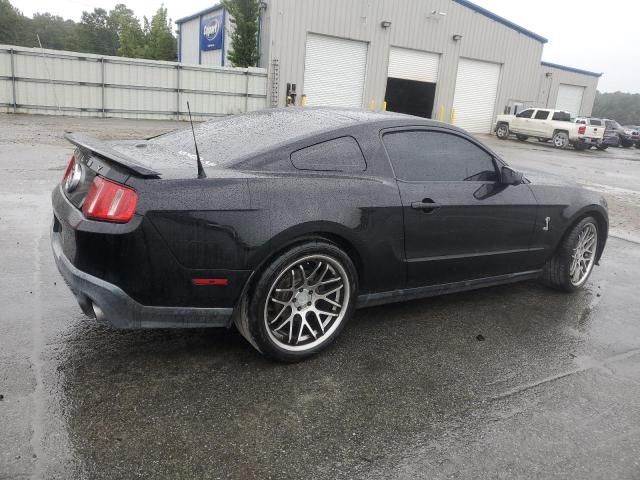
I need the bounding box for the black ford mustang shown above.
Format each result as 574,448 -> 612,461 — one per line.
52,108 -> 608,361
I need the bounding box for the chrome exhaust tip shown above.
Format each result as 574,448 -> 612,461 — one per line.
93,303 -> 106,322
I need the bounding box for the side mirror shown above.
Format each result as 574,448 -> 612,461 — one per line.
501,166 -> 524,185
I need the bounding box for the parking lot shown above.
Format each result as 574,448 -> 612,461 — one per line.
2,113 -> 640,479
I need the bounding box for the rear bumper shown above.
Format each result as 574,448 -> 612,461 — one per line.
600,136 -> 619,146
52,229 -> 233,329
574,137 -> 600,146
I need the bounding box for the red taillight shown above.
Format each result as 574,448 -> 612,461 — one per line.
82,176 -> 138,223
62,156 -> 75,184
578,125 -> 586,135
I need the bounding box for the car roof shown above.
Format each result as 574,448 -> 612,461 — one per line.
152,107 -> 460,167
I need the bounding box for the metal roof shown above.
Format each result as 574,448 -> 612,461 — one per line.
176,4 -> 224,24
177,1 -> 549,44
452,0 -> 548,44
541,61 -> 603,78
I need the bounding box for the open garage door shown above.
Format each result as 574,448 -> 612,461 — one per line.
452,59 -> 501,133
556,84 -> 584,116
385,47 -> 439,118
303,34 -> 367,108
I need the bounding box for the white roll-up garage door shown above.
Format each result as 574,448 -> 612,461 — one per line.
387,47 -> 439,82
303,34 -> 368,108
555,84 -> 584,116
452,59 -> 501,133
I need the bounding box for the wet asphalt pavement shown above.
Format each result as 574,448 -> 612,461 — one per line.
2,114 -> 640,479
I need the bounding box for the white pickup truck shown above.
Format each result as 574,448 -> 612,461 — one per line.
494,108 -> 604,150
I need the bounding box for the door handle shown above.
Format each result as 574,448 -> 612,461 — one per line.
411,198 -> 441,213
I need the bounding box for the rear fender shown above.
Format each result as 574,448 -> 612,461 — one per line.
248,221 -> 369,287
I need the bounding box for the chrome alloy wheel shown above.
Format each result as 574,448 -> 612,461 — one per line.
569,222 -> 598,287
553,132 -> 569,148
496,124 -> 508,138
264,254 -> 350,352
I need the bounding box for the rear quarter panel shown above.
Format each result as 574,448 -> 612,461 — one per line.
245,173 -> 405,293
133,171 -> 405,295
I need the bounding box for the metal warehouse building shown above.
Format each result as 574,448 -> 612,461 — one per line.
177,0 -> 602,133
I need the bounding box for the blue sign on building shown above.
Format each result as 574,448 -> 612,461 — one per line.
201,14 -> 224,51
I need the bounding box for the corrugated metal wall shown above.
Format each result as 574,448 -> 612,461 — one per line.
537,64 -> 599,117
180,18 -> 201,65
0,45 -> 268,120
263,0 -> 545,124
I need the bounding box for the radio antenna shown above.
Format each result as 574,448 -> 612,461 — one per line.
187,101 -> 206,179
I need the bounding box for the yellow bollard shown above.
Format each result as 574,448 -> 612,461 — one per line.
383,101 -> 387,111
369,99 -> 376,111
300,95 -> 307,107
438,105 -> 444,121
450,108 -> 455,124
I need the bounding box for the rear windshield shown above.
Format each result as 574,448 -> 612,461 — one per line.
552,111 -> 571,122
151,109 -> 380,167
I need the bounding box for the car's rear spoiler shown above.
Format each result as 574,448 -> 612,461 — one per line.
64,133 -> 161,178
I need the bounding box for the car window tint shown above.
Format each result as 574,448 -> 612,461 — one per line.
516,109 -> 534,119
290,136 -> 366,172
552,111 -> 571,121
534,110 -> 550,120
383,131 -> 498,182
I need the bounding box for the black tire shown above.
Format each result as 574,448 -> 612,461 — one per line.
516,134 -> 529,141
541,216 -> 599,292
237,240 -> 358,362
496,123 -> 509,140
596,145 -> 609,151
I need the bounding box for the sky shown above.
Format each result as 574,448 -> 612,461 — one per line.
13,0 -> 640,93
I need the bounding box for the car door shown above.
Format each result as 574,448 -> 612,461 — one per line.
511,108 -> 535,134
382,128 -> 540,288
531,109 -> 552,137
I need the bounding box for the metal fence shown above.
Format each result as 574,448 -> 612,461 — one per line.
0,44 -> 269,120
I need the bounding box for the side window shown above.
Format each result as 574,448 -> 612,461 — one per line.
383,131 -> 498,182
290,136 -> 366,172
534,110 -> 551,120
516,109 -> 534,119
552,111 -> 571,121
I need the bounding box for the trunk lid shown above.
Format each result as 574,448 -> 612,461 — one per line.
65,133 -> 206,180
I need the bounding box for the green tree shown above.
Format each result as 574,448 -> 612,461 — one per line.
76,8 -> 118,55
593,91 -> 640,125
109,4 -> 144,57
0,0 -> 31,45
0,0 -> 177,61
222,0 -> 260,67
139,6 -> 176,60
30,13 -> 78,50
